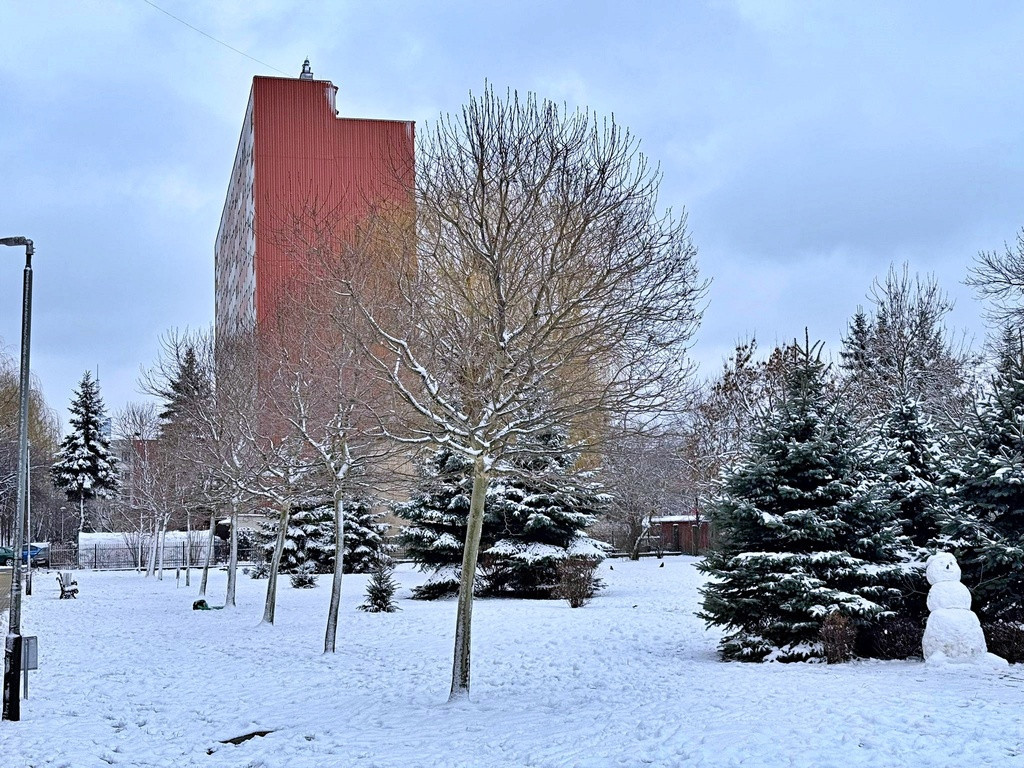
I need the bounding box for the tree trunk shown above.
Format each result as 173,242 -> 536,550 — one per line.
199,510 -> 215,596
184,511 -> 192,587
262,503 -> 290,624
157,519 -> 167,580
324,488 -> 346,653
79,495 -> 85,535
145,522 -> 158,577
449,455 -> 489,701
226,499 -> 239,608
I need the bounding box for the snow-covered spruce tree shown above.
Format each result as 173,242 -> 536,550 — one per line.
260,497 -> 389,574
868,395 -> 961,627
52,371 -> 119,533
341,497 -> 391,574
396,449 -> 475,598
259,500 -> 332,573
359,559 -> 400,613
698,338 -> 909,662
947,338 -> 1024,622
398,431 -> 610,600
876,395 -> 957,553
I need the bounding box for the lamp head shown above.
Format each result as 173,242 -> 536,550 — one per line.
0,236 -> 34,259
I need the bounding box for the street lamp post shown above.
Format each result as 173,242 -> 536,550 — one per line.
2,235 -> 34,722
25,444 -> 32,597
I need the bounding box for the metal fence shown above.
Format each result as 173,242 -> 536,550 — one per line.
35,534 -> 412,572
45,542 -> 259,571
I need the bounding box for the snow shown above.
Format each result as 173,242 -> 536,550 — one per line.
2,558 -> 1023,767
926,552 -> 961,584
926,581 -> 972,611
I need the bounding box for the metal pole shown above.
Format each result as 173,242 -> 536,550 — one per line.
25,445 -> 31,597
3,236 -> 33,721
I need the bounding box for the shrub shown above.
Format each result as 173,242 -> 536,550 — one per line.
553,558 -> 599,608
248,561 -> 269,579
289,562 -> 318,589
819,613 -> 856,663
864,616 -> 924,660
984,622 -> 1024,664
359,559 -> 400,613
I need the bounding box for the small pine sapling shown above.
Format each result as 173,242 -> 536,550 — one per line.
359,559 -> 400,613
289,561 -> 318,588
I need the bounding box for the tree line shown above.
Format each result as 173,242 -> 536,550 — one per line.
697,261 -> 1024,662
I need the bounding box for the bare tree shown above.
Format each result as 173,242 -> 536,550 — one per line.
599,429 -> 687,559
144,331 -> 250,606
259,272 -> 400,650
0,345 -> 60,545
349,88 -> 705,699
841,264 -> 974,423
674,338 -> 789,506
113,402 -> 179,578
968,227 -> 1024,325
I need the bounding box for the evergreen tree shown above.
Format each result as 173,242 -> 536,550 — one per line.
289,561 -> 318,588
155,344 -> 209,439
698,338 -> 908,662
869,395 -> 960,625
358,558 -> 400,612
260,497 -> 389,574
397,429 -> 610,599
341,497 -> 391,574
877,396 -> 956,553
839,309 -> 874,378
395,449 -> 474,598
52,371 -> 119,533
948,340 -> 1024,622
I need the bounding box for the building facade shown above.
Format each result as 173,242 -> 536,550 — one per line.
215,62 -> 415,337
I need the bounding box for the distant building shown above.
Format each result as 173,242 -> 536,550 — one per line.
650,514 -> 712,555
215,60 -> 415,337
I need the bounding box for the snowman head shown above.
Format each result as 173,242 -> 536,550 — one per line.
926,552 -> 961,585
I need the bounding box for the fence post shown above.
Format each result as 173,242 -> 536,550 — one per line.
94,544 -> 98,570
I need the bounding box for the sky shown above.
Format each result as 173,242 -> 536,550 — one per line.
2,1 -> 1024,430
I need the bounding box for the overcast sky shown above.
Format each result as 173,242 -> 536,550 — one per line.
3,1 -> 1023,430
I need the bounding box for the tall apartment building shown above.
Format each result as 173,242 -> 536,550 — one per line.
215,61 -> 415,337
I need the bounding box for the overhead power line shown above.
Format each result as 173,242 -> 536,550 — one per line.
141,0 -> 290,76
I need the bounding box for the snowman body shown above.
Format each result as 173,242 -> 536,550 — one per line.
921,553 -> 989,662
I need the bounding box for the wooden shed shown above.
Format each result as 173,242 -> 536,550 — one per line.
650,514 -> 711,555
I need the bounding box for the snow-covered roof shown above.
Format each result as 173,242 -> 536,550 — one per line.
651,515 -> 703,523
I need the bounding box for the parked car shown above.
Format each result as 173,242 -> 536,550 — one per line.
25,544 -> 49,567
0,545 -> 49,567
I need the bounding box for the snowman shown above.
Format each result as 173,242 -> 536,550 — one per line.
922,552 -> 1006,666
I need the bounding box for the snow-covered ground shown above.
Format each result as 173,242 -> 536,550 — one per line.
3,558 -> 1022,767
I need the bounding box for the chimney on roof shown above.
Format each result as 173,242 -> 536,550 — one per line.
299,58 -> 313,80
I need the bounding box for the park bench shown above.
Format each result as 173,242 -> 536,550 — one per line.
56,571 -> 78,599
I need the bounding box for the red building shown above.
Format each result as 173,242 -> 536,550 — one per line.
650,514 -> 712,555
215,61 -> 415,337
